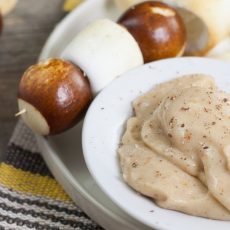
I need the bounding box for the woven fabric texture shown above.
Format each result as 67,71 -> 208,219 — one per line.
0,120 -> 103,230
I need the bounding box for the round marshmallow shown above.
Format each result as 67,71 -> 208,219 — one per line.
61,19 -> 143,95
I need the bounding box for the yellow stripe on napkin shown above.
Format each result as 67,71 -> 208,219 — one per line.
0,163 -> 71,202
63,0 -> 83,12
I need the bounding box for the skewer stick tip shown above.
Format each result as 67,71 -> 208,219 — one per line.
15,109 -> 26,117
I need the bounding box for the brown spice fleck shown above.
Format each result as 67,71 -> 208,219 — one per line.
132,162 -> 138,168
203,146 -> 209,150
181,124 -> 185,128
204,107 -> 208,113
168,133 -> 173,138
216,104 -> 222,110
223,98 -> 228,102
118,143 -> 123,148
181,107 -> 190,111
203,135 -> 207,138
170,96 -> 176,101
184,130 -> 192,141
155,171 -> 162,177
169,117 -> 174,127
212,122 -> 216,125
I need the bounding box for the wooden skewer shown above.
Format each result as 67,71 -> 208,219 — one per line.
15,109 -> 26,117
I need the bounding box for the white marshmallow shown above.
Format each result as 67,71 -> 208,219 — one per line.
61,19 -> 143,95
18,99 -> 50,135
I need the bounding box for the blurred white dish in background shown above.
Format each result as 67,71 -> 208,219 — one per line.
83,57 -> 230,230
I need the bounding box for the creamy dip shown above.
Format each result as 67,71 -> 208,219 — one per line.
118,75 -> 230,220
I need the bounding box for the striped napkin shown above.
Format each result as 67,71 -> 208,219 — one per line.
0,119 -> 103,230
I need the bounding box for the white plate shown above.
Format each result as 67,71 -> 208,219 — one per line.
36,0 -> 151,229
83,57 -> 230,230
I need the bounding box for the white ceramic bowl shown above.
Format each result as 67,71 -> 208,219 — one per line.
82,57 -> 230,230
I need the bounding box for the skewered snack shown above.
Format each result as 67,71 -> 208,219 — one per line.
118,1 -> 186,63
17,19 -> 143,135
18,59 -> 92,135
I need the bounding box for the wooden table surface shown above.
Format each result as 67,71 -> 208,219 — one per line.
0,0 -> 65,156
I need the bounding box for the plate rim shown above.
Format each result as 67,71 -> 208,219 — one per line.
36,134 -> 142,229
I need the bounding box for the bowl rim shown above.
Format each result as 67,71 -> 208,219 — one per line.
82,57 -> 230,230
